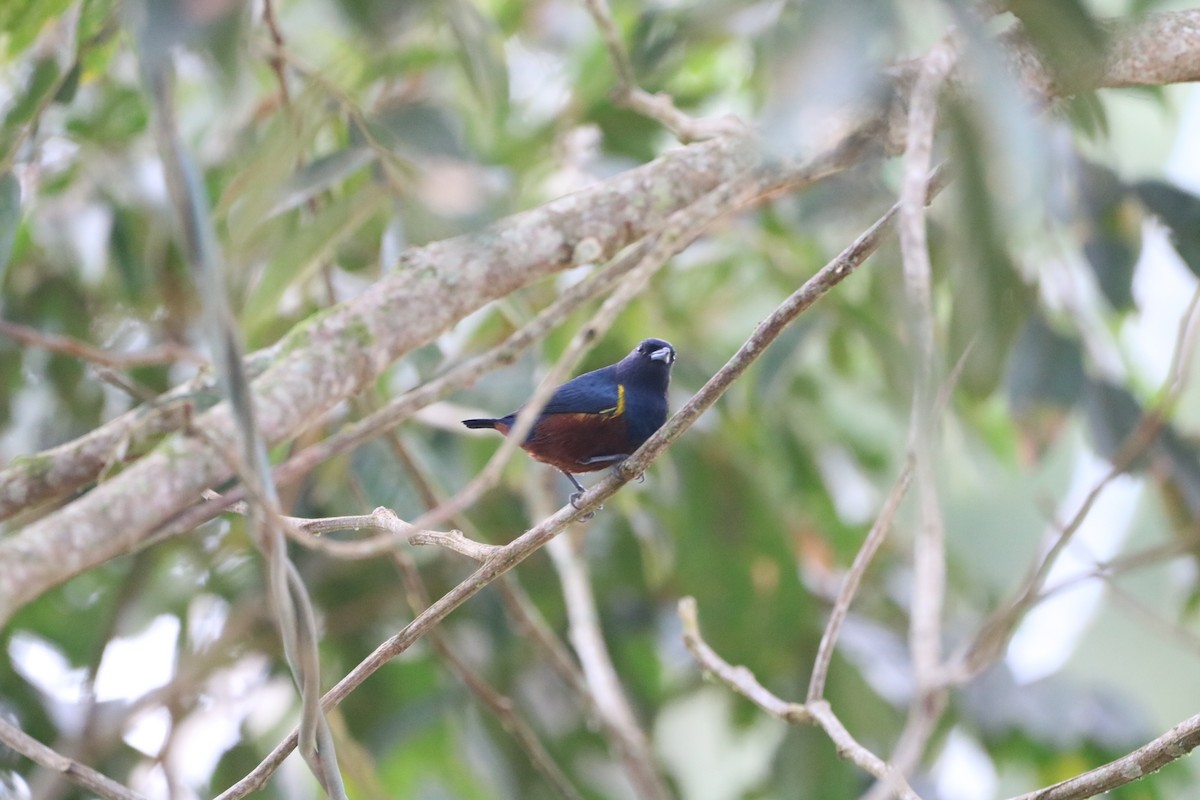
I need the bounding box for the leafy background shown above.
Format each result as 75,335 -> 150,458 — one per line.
2,0 -> 1200,798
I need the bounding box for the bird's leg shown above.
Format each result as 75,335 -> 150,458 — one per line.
561,471 -> 590,511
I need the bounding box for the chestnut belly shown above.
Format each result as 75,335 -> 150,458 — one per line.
505,412 -> 633,473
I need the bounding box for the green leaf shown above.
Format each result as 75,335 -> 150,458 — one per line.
363,103 -> 467,159
215,95 -> 329,246
945,97 -> 1035,396
242,184 -> 389,335
65,84 -> 149,146
0,172 -> 20,282
109,207 -> 147,303
443,0 -> 509,122
1081,377 -> 1150,469
1007,0 -> 1107,92
1158,426 -> 1200,519
1134,180 -> 1200,278
1006,312 -> 1084,414
0,57 -> 61,157
0,0 -> 74,55
273,146 -> 375,217
1078,161 -> 1138,311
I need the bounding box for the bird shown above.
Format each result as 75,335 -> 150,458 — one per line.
462,338 -> 676,507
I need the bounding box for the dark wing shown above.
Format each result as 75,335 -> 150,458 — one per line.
539,365 -> 621,416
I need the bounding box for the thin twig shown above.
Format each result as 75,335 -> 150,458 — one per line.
209,494 -> 498,561
807,458 -> 915,702
864,38 -> 958,799
0,319 -> 205,369
288,507 -> 497,560
1036,529 -> 1200,603
391,553 -> 588,800
260,0 -> 291,106
0,717 -> 147,800
678,598 -> 921,800
954,283 -> 1200,681
678,597 -> 809,723
1004,713 -> 1200,800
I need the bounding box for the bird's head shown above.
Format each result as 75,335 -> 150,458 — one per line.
632,338 -> 675,365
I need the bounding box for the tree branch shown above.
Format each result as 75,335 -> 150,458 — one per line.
1005,713 -> 1200,800
807,458 -> 915,702
0,319 -> 205,370
0,717 -> 147,800
391,553 -> 587,800
677,597 -> 920,800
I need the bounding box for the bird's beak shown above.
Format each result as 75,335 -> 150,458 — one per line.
649,347 -> 673,363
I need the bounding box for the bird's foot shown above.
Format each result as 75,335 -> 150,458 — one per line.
569,490 -> 599,520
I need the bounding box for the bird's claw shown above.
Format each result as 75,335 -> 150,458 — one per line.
569,491 -> 598,520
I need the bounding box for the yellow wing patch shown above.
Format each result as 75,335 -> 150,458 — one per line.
598,384 -> 626,418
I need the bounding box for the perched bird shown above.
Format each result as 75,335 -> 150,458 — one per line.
462,338 -> 676,505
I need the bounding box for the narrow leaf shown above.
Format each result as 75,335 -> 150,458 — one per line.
242,184 -> 389,334
1134,180 -> 1200,278
0,172 -> 19,281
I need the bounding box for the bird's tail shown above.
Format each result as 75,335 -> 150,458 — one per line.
462,418 -> 500,429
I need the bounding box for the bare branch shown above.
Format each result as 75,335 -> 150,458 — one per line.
678,597 -> 809,724
997,10 -> 1200,98
677,598 -> 921,800
391,553 -> 587,800
0,319 -> 205,370
271,504 -> 497,561
807,702 -> 922,800
807,458 -> 915,702
1004,713 -> 1200,800
865,38 -> 958,799
407,529 -> 500,561
954,283 -> 1200,681
0,717 -> 147,800
1037,530 -> 1200,603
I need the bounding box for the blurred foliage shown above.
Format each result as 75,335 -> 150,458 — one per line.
1,0 -> 1200,799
